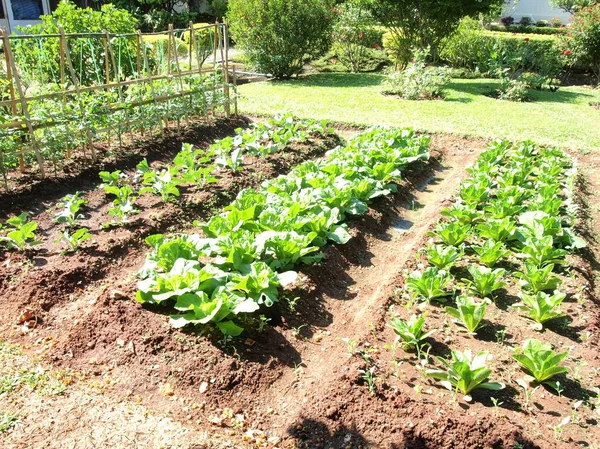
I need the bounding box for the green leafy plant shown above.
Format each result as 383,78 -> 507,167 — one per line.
473,240 -> 510,267
406,267 -> 453,303
515,291 -> 567,329
476,218 -> 516,242
104,185 -> 138,226
227,0 -> 335,79
463,266 -> 506,298
520,236 -> 568,267
512,339 -> 569,387
388,314 -> 435,357
515,263 -> 563,293
425,244 -> 463,270
425,350 -> 504,401
0,213 -> 41,251
54,192 -> 87,226
215,148 -> 244,173
140,169 -> 181,202
59,227 -> 92,254
430,222 -> 472,246
99,170 -> 126,187
445,296 -> 489,335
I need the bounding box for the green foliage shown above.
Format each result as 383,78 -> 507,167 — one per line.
515,264 -> 563,293
425,350 -> 504,399
331,2 -> 384,73
0,213 -> 41,251
473,240 -> 510,267
515,291 -> 567,329
425,244 -> 462,270
54,192 -> 87,227
104,185 -> 138,226
488,24 -> 567,36
440,18 -> 564,79
140,169 -> 181,202
406,267 -> 453,303
430,222 -> 472,246
463,265 -> 506,298
384,49 -> 451,100
138,126 -> 430,335
13,1 -> 138,86
564,4 -> 600,81
59,227 -> 92,254
512,339 -> 569,384
551,0 -> 596,13
445,296 -> 489,334
388,314 -> 435,354
227,0 -> 335,79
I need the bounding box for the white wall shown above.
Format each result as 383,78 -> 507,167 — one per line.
503,0 -> 572,23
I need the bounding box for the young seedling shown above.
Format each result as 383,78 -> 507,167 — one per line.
0,213 -> 42,251
514,291 -> 567,330
406,267 -> 453,303
59,227 -> 91,254
388,314 -> 435,359
429,222 -> 472,247
445,296 -> 489,335
463,266 -> 506,298
54,192 -> 87,226
425,244 -> 463,270
425,350 -> 504,402
512,339 -> 568,390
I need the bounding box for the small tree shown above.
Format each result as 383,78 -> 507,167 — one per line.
227,0 -> 335,79
564,4 -> 600,82
366,0 -> 505,64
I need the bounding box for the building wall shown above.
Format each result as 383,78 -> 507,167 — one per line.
503,0 -> 572,23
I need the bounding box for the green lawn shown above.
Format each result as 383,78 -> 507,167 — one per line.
237,73 -> 600,152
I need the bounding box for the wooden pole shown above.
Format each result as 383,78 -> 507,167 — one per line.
139,30 -> 166,135
212,22 -> 219,115
222,23 -> 230,118
3,29 -> 24,173
2,29 -> 45,177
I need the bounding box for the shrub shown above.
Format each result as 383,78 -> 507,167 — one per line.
384,49 -> 450,100
13,1 -> 138,86
498,79 -> 529,102
441,19 -> 564,77
520,16 -> 534,26
227,0 -> 335,79
331,2 -> 384,72
536,20 -> 550,27
550,17 -> 564,27
488,24 -> 567,35
500,16 -> 515,26
382,31 -> 414,68
564,4 -> 600,81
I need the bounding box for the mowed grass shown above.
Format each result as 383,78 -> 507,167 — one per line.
237,73 -> 600,152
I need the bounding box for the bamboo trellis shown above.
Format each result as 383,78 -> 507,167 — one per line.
0,22 -> 237,186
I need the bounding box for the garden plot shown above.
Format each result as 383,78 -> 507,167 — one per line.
1,120 -> 599,449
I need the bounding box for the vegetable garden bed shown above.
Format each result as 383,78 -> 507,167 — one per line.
1,118 -> 599,449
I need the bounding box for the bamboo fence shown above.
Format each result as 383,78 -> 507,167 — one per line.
0,22 -> 236,184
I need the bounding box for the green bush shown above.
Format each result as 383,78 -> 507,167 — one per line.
331,2 -> 384,72
441,18 -> 563,77
384,49 -> 451,100
144,35 -> 189,58
564,4 -> 600,81
488,24 -> 567,35
313,48 -> 389,73
227,0 -> 335,79
382,30 -> 414,68
13,1 -> 138,86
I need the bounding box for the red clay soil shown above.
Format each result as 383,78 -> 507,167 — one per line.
1,129 -> 599,449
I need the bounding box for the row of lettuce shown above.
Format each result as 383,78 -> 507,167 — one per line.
136,127 -> 431,336
390,140 -> 585,400
0,116 -> 332,253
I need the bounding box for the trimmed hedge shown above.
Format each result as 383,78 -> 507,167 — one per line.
488,24 -> 568,36
440,22 -> 564,75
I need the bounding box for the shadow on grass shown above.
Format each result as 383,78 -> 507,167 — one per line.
279,72 -> 385,88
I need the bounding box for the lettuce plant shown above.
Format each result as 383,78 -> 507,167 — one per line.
425,244 -> 463,270
59,227 -> 91,254
140,169 -> 180,202
104,185 -> 138,225
388,314 -> 435,357
459,178 -> 489,206
463,266 -> 506,298
515,263 -> 562,293
425,350 -> 504,401
441,205 -> 481,225
512,339 -> 568,386
445,296 -> 488,335
406,267 -> 453,303
520,236 -> 568,267
476,218 -> 516,242
515,291 -> 566,330
472,240 -> 510,267
429,222 -> 472,246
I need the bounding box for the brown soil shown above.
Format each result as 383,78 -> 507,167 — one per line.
1,129 -> 599,449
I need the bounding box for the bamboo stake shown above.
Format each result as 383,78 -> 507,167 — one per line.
3,29 -> 24,173
2,29 -> 46,177
212,22 -> 219,116
139,30 -> 166,135
59,26 -> 96,161
222,23 -> 230,118
171,24 -> 188,128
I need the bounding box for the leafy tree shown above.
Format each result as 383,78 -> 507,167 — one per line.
227,0 -> 335,79
550,0 -> 596,14
564,4 -> 600,81
365,0 -> 505,63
